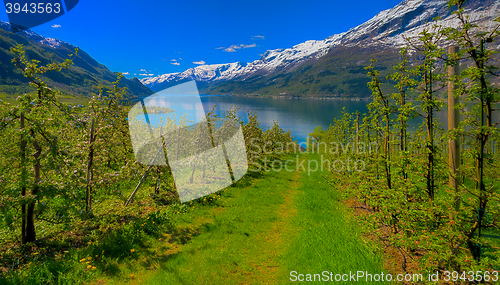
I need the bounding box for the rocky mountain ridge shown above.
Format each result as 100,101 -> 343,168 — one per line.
142,0 -> 500,96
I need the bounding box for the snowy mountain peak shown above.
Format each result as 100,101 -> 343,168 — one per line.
141,0 -> 500,92
142,31 -> 346,91
0,20 -> 71,49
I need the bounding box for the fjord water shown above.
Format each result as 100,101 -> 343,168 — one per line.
200,95 -> 500,145
136,95 -> 371,145
200,95 -> 370,145
138,94 -> 496,145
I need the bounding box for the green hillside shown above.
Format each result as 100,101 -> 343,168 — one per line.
0,24 -> 153,101
200,46 -> 401,98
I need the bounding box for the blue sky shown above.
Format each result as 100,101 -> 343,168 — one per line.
0,0 -> 402,79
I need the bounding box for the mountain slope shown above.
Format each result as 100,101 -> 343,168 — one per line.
0,21 -> 153,101
142,0 -> 500,97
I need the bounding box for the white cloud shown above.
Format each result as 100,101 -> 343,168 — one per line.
171,62 -> 180,66
252,35 -> 265,40
140,69 -> 147,72
171,59 -> 177,62
51,24 -> 61,28
215,47 -> 225,49
148,73 -> 154,76
223,43 -> 256,52
243,43 -> 256,48
139,73 -> 148,76
229,45 -> 243,50
122,72 -> 130,75
193,60 -> 205,65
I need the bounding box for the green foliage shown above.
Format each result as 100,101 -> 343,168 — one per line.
0,42 -> 298,283
313,0 -> 500,278
0,27 -> 153,100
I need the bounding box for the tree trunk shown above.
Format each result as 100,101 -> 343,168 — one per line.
26,130 -> 42,243
385,111 -> 391,189
356,113 -> 360,153
155,167 -> 161,195
448,46 -> 460,220
400,83 -> 407,180
20,113 -> 27,244
424,67 -> 435,203
476,39 -> 489,240
86,119 -> 96,215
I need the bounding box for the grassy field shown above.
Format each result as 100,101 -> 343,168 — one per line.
1,154 -> 385,284
106,154 -> 383,284
0,92 -> 89,105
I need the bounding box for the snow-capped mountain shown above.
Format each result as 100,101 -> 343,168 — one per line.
141,32 -> 348,91
0,20 -> 72,49
141,32 -> 347,91
142,0 -> 500,93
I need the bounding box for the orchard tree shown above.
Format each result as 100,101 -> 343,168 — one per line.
1,44 -> 77,244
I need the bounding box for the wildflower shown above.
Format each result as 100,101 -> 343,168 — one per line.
92,266 -> 96,270
130,249 -> 135,252
87,265 -> 92,269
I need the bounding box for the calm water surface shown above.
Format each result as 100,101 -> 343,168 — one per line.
200,96 -> 371,144
137,94 -> 499,145
200,95 -> 499,145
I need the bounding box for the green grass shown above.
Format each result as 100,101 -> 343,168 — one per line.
142,154 -> 384,284
284,154 -> 384,284
143,155 -> 299,285
0,92 -> 89,106
0,153 -> 385,284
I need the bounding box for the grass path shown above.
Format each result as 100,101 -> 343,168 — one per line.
104,154 -> 384,284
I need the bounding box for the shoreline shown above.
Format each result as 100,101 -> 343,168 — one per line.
200,94 -> 372,101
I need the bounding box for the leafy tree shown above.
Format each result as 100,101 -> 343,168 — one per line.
446,0 -> 500,261
0,44 -> 76,244
83,76 -> 127,215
